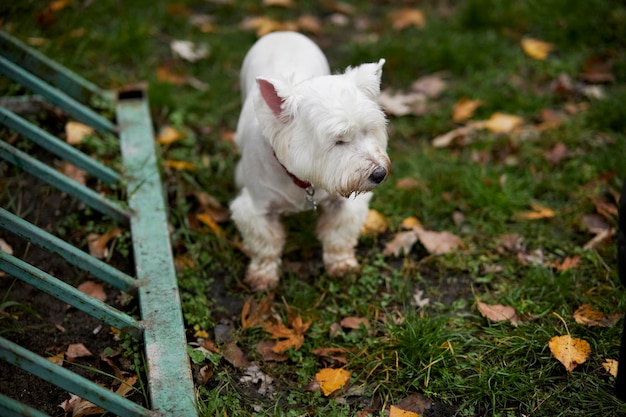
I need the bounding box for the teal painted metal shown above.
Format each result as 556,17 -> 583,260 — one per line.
0,393 -> 50,417
0,107 -> 121,185
0,31 -> 112,104
0,208 -> 137,291
0,140 -> 131,224
0,55 -> 115,132
0,338 -> 152,417
117,89 -> 198,415
0,251 -> 141,335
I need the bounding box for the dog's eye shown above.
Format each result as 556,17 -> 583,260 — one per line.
334,133 -> 348,146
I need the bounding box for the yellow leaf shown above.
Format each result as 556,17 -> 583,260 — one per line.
400,216 -> 423,231
48,352 -> 64,366
196,213 -> 225,236
163,160 -> 197,171
484,112 -> 523,134
573,304 -> 621,328
361,209 -> 387,235
263,0 -> 292,7
521,37 -> 555,60
194,329 -> 209,338
240,16 -> 298,37
548,334 -> 591,372
388,8 -> 426,30
65,121 -> 94,145
157,126 -> 186,145
603,359 -> 619,378
390,405 -> 420,417
514,202 -> 555,220
315,368 -> 351,396
452,98 -> 482,122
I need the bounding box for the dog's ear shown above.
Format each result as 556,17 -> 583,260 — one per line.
257,78 -> 284,117
345,59 -> 385,98
256,77 -> 298,121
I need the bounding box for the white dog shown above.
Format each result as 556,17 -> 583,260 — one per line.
230,31 -> 390,291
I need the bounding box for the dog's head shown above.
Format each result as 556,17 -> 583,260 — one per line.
254,59 -> 391,198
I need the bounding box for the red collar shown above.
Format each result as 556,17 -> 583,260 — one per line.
273,151 -> 311,189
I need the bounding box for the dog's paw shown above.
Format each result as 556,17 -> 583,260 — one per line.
324,253 -> 359,277
244,261 -> 280,291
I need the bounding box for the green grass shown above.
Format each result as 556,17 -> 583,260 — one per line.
2,0 -> 626,416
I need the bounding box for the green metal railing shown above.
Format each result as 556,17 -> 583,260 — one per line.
0,31 -> 197,416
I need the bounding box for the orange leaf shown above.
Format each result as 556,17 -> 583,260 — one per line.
241,294 -> 274,330
548,334 -> 591,372
59,162 -> 87,186
477,300 -> 519,326
163,160 -> 197,171
196,212 -> 225,236
552,255 -> 580,272
573,304 -> 621,328
360,209 -> 387,235
452,98 -> 482,122
388,8 -> 426,30
340,317 -> 371,330
263,315 -> 311,354
603,359 -> 619,377
514,202 -> 554,221
521,37 -> 555,60
87,229 -> 122,259
65,121 -> 94,145
390,405 -> 420,417
157,126 -> 186,145
48,352 -> 64,366
315,368 -> 351,396
484,112 -> 523,133
66,343 -> 93,361
76,281 -> 106,303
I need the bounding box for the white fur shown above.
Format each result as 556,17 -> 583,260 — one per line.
231,31 -> 390,291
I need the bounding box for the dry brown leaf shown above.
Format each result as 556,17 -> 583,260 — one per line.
48,352 -> 64,366
239,16 -> 298,37
157,65 -> 188,85
263,314 -> 310,354
361,209 -> 388,235
395,392 -> 432,415
58,394 -> 104,417
115,375 -> 138,397
383,230 -> 419,257
414,228 -> 462,255
388,8 -> 426,30
76,281 -> 106,303
573,304 -> 621,328
395,177 -> 422,190
256,340 -> 289,362
389,405 -> 420,417
453,98 -> 482,122
312,347 -> 349,365
548,334 -> 591,372
222,341 -> 250,368
514,202 -> 554,221
157,126 -> 186,145
174,255 -> 196,272
603,359 -> 619,377
581,55 -> 615,84
315,368 -> 351,396
340,317 -> 371,330
521,37 -> 555,60
196,213 -> 225,237
544,142 -> 568,165
431,122 -> 484,148
378,89 -> 427,117
297,15 -> 322,34
241,294 -> 274,330
66,343 -> 93,361
59,162 -> 87,186
163,160 -> 197,171
0,238 -> 14,255
263,0 -> 293,7
65,121 -> 94,145
476,300 -> 519,326
497,233 -> 525,253
87,229 -> 122,259
582,228 -> 615,251
552,255 -> 580,272
411,74 -> 446,99
484,113 -> 523,134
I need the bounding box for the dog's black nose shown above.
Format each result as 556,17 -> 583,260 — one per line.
369,166 -> 387,184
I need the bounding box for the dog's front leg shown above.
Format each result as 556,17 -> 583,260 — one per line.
231,189 -> 285,291
316,194 -> 371,277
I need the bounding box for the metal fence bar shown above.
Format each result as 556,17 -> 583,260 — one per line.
0,107 -> 121,185
0,338 -> 151,417
0,140 -> 131,224
0,393 -> 50,417
117,88 -> 198,416
0,208 -> 137,292
0,55 -> 116,132
0,31 -> 112,104
0,251 -> 141,334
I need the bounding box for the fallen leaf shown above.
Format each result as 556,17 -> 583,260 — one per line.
240,16 -> 298,37
156,65 -> 188,85
378,89 -> 427,117
389,405 -> 420,417
453,98 -> 482,122
411,74 -> 446,98
400,216 -> 423,231
256,340 -> 289,362
521,37 -> 555,60
189,14 -> 217,33
222,341 -> 250,368
340,317 -> 371,330
156,126 -> 186,145
581,55 -> 614,84
549,334 -> 591,372
484,113 -> 523,134
37,0 -> 72,28
115,375 -> 138,397
170,40 -> 210,62
65,121 -> 94,145
48,352 -> 64,366
411,289 -> 430,309
573,304 -> 621,328
0,238 -> 14,255
241,295 -> 273,330
361,209 -> 388,235
163,160 -> 197,171
431,122 -> 484,148
315,368 -> 351,396
414,228 -> 463,255
66,343 -> 93,361
76,281 -> 106,303
476,300 -> 519,326
263,0 -> 293,7
514,202 -> 554,221
582,228 -> 615,250
395,177 -> 422,190
196,213 -> 225,236
297,15 -> 322,34
59,162 -> 87,186
544,142 -> 568,165
383,230 -> 419,257
603,359 -> 619,377
388,8 -> 426,30
58,394 -> 104,416
552,255 -> 580,272
174,255 -> 196,272
497,234 -> 525,253
395,392 -> 433,415
87,229 -> 122,259
312,347 -> 349,365
263,315 -> 311,354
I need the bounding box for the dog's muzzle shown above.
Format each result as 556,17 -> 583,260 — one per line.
369,166 -> 388,184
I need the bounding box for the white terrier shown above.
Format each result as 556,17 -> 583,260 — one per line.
231,31 -> 390,291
